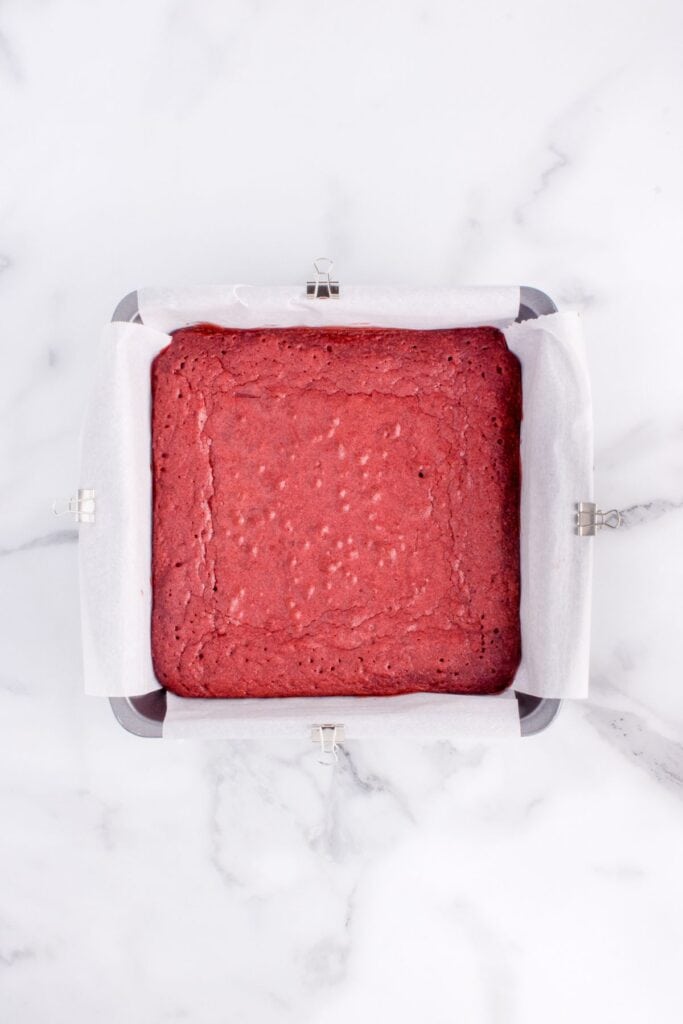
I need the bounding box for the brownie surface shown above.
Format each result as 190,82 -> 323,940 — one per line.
151,324 -> 521,698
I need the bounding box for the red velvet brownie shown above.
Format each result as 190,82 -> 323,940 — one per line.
151,325 -> 522,698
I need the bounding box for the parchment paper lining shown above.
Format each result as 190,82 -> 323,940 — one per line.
79,286 -> 592,739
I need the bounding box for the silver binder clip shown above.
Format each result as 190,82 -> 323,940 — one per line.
52,488 -> 96,524
576,502 -> 622,536
311,724 -> 345,765
306,257 -> 339,299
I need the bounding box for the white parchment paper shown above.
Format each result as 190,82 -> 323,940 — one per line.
138,284 -> 520,333
162,691 -> 521,740
506,314 -> 593,699
79,321 -> 168,699
79,286 -> 592,739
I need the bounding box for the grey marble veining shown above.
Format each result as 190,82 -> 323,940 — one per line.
1,1 -> 682,1021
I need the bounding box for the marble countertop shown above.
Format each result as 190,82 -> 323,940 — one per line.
2,1 -> 682,1021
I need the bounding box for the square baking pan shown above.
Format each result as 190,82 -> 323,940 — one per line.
104,286 -> 562,739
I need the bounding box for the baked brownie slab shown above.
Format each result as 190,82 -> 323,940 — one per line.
151,325 -> 521,698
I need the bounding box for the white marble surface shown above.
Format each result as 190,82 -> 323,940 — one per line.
1,1 -> 682,1020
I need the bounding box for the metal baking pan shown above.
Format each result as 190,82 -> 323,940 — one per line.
107,285 -> 561,739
